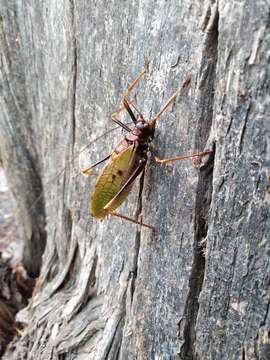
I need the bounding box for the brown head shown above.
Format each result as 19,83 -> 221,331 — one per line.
132,118 -> 155,144
123,98 -> 155,144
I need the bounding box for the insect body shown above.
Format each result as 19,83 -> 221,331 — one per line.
91,103 -> 155,219
82,65 -> 211,235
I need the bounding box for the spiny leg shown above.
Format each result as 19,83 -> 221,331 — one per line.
109,211 -> 156,237
151,75 -> 191,123
112,60 -> 149,119
123,59 -> 149,97
154,150 -> 213,164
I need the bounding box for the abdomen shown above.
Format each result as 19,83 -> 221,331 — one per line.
90,146 -> 136,218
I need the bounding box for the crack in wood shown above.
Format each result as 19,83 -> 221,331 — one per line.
104,317 -> 124,360
237,101 -> 251,156
56,307 -> 105,354
179,2 -> 219,359
179,152 -> 215,360
130,168 -> 146,304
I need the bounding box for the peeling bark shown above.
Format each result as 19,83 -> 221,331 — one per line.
0,0 -> 269,359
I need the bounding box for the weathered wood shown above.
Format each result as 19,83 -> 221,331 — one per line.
0,1 -> 46,277
0,254 -> 34,356
0,0 -> 269,359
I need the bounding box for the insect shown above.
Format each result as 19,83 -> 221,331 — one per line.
81,63 -> 212,235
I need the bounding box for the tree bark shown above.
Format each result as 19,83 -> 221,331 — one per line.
0,0 -> 269,359
0,0 -> 46,277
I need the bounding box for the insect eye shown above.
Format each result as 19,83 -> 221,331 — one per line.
136,122 -> 144,130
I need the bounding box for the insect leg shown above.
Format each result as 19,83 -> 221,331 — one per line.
111,61 -> 149,118
151,75 -> 191,123
154,150 -> 213,164
123,59 -> 149,97
109,211 -> 156,237
81,154 -> 111,176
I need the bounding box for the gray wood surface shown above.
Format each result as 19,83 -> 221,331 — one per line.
0,0 -> 46,277
0,0 -> 269,359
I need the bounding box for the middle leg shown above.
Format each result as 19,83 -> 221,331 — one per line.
154,150 -> 213,164
109,211 -> 156,237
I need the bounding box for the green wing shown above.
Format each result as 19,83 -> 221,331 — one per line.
90,145 -> 136,218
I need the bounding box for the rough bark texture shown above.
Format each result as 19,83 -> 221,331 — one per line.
0,0 -> 269,359
0,254 -> 34,356
0,0 -> 46,277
